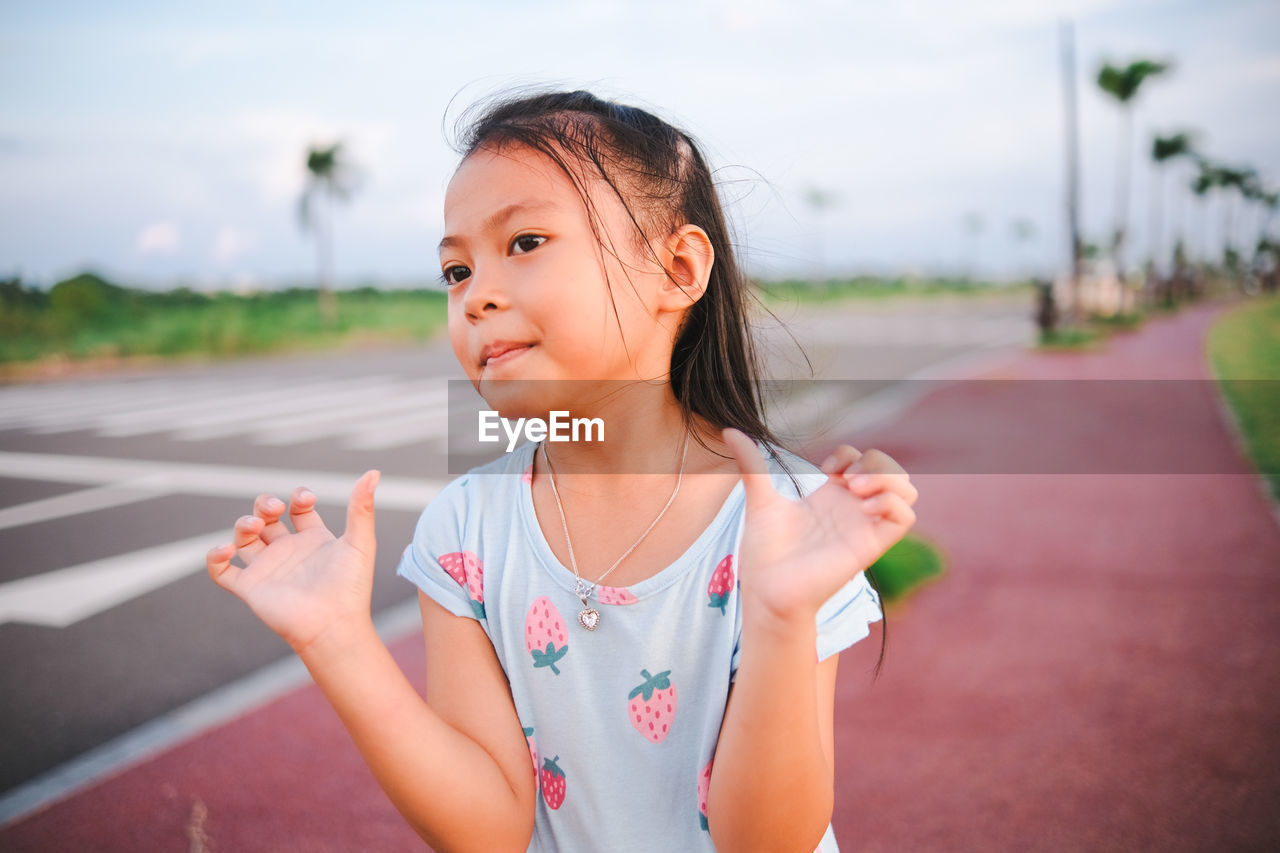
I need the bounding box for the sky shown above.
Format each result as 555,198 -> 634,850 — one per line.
1,0 -> 1277,290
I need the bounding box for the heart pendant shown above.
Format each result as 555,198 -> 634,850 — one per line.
578,608 -> 601,631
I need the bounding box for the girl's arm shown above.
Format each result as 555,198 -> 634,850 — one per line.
296,608 -> 536,852
709,603 -> 838,853
709,431 -> 918,852
207,475 -> 535,852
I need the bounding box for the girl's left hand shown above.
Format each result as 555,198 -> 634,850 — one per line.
722,428 -> 918,624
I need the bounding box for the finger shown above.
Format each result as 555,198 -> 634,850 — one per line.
341,470 -> 381,558
253,493 -> 289,543
207,542 -> 243,595
722,428 -> 777,512
852,448 -> 909,477
232,514 -> 267,561
289,486 -> 325,532
847,471 -> 919,505
859,492 -> 916,526
819,444 -> 863,476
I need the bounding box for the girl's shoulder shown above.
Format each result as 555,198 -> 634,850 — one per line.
758,441 -> 826,500
418,441 -> 536,518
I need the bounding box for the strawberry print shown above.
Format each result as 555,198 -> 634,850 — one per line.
698,754 -> 713,831
523,726 -> 539,791
540,755 -> 566,810
438,551 -> 485,619
525,596 -> 569,675
595,585 -> 638,606
627,668 -> 677,743
707,555 -> 735,615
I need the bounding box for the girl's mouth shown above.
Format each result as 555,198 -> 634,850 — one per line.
483,343 -> 534,367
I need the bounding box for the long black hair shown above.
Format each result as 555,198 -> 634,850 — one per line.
449,88 -> 886,674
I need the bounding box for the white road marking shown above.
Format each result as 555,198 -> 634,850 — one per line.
0,451 -> 445,512
0,452 -> 446,628
233,382 -> 450,445
0,596 -> 422,826
0,374 -> 470,448
0,531 -> 232,627
342,408 -> 452,450
0,474 -> 173,531
94,376 -> 387,437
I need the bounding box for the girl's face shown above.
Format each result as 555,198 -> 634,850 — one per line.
439,144 -> 679,415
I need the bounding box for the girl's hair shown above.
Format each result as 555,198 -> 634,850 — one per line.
449,88 -> 886,674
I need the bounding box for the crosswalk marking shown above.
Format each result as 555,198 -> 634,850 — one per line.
0,375 -> 457,449
0,475 -> 172,531
0,531 -> 231,628
0,451 -> 447,627
0,451 -> 444,512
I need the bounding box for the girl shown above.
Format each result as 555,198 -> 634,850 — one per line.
206,89 -> 918,853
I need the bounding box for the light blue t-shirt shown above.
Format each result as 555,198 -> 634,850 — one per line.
396,438 -> 883,853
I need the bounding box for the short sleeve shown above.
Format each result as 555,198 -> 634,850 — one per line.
728,451 -> 884,679
815,570 -> 882,662
395,479 -> 487,623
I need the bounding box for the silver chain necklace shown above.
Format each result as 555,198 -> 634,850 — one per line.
540,432 -> 690,632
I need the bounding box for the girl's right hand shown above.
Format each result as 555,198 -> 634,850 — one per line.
206,469 -> 381,656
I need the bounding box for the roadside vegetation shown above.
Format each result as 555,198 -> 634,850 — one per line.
0,273 -> 447,371
868,534 -> 945,604
756,276 -> 1032,306
1206,293 -> 1280,504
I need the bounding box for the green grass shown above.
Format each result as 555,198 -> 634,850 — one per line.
867,534 -> 944,603
1,280 -> 449,368
755,276 -> 1033,306
1035,307 -> 1150,351
1206,293 -> 1280,504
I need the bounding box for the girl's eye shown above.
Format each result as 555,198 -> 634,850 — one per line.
439,265 -> 471,287
511,234 -> 546,254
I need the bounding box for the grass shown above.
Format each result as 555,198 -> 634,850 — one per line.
755,276 -> 1033,306
1035,307 -> 1149,351
1,283 -> 449,370
1206,293 -> 1280,504
867,534 -> 944,604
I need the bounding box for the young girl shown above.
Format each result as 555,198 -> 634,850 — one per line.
206,89 -> 918,852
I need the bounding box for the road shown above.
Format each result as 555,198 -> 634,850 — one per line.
0,290 -> 1035,805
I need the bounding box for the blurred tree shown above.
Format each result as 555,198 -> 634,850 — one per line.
962,211 -> 985,281
48,272 -> 129,331
802,186 -> 840,285
1009,217 -> 1037,281
1150,131 -> 1197,276
1096,58 -> 1171,305
298,142 -> 361,327
1191,159 -> 1217,265
1214,164 -> 1258,273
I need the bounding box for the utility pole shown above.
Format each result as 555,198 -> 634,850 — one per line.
1060,20 -> 1084,327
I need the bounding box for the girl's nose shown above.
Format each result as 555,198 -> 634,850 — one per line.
462,266 -> 510,319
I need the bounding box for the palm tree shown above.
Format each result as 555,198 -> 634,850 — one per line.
1191,159 -> 1215,259
1096,58 -> 1171,309
298,141 -> 361,327
1008,217 -> 1037,282
801,186 -> 840,286
1150,131 -> 1197,277
1214,164 -> 1258,273
961,211 -> 985,281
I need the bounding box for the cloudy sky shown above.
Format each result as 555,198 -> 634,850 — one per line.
2,0 -> 1277,289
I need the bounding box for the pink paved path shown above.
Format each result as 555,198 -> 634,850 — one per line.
4,295 -> 1278,851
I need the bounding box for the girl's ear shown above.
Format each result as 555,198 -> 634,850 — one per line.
656,224 -> 714,312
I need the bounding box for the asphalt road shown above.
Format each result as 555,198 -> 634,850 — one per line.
0,291 -> 1035,797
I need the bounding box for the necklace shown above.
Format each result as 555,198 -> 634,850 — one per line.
540,431 -> 690,632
